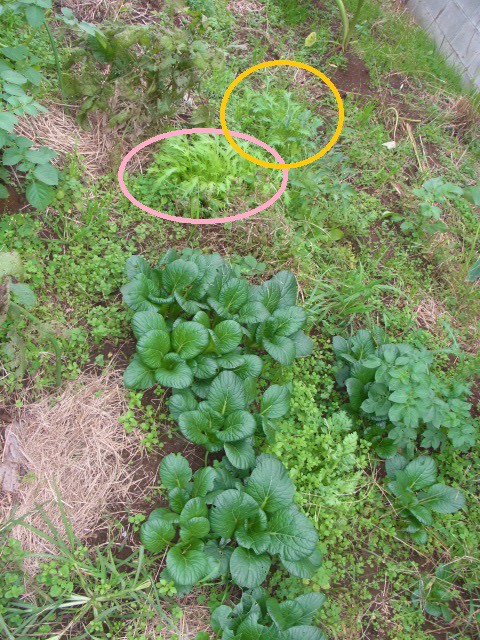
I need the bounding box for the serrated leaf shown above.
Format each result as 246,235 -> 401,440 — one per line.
33,163 -> 59,186
245,454 -> 295,513
25,5 -> 45,27
229,547 -> 270,588
123,354 -> 156,389
172,321 -> 209,359
25,180 -> 54,209
160,453 -> 192,490
401,457 -> 437,490
137,329 -> 171,368
420,484 -> 465,514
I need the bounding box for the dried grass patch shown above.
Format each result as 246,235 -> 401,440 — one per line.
59,0 -> 161,23
15,102 -> 114,175
0,372 -> 150,564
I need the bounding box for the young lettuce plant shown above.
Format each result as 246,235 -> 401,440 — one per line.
140,453 -> 322,594
386,455 -> 465,544
211,588 -> 327,640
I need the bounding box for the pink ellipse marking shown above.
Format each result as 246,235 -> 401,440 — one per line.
117,127 -> 289,225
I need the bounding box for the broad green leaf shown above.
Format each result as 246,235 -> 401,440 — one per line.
286,625 -> 326,640
218,277 -> 249,312
272,270 -> 298,307
180,497 -> 208,523
162,259 -> 199,293
1,46 -> 29,62
166,546 -> 208,586
261,385 -> 291,419
25,147 -> 56,164
0,69 -> 27,85
10,282 -> 36,308
25,5 -> 46,27
294,593 -> 326,621
0,112 -> 17,132
231,354 -> 263,379
132,310 -> 167,339
137,329 -> 171,368
25,180 -> 54,209
467,257 -> 480,282
401,457 -> 437,490
210,605 -> 233,634
229,547 -> 270,588
155,354 -> 193,389
192,466 -> 217,497
224,439 -> 256,470
178,410 -> 211,445
210,489 -> 259,538
33,163 -> 59,186
266,598 -> 305,630
140,515 -> 175,552
246,454 -> 295,513
305,31 -> 317,47
2,148 -> 23,166
179,516 -> 210,542
208,371 -> 246,415
160,453 -> 192,490
123,354 -> 155,389
345,377 -> 366,411
169,390 -> 197,419
235,527 -> 271,555
212,320 -> 242,354
169,488 -> 191,514
237,301 -> 270,324
126,255 -> 153,280
121,275 -> 158,312
272,307 -> 306,336
0,184 -> 9,198
268,506 -> 318,562
192,354 -> 218,379
420,484 -> 465,514
172,321 -> 209,359
282,547 -> 323,579
216,411 -> 256,442
291,330 -> 313,357
263,335 -> 296,366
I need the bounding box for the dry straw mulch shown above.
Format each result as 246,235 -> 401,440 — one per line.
16,102 -> 115,176
0,372 -> 151,562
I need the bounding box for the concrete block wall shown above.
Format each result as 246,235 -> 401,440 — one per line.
405,0 -> 480,90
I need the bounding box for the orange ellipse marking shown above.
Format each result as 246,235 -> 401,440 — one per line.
219,59 -> 345,170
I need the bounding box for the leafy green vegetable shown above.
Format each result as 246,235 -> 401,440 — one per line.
140,453 -> 321,592
333,329 -> 476,457
386,454 -> 465,543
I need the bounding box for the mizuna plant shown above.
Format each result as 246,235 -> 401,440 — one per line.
386,455 -> 465,544
140,453 -> 322,593
333,329 -> 476,458
122,249 -> 312,466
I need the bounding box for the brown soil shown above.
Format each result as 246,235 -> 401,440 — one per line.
332,53 -> 375,98
0,185 -> 29,215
